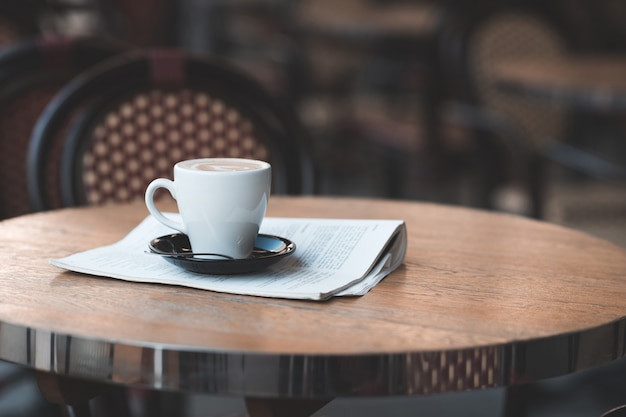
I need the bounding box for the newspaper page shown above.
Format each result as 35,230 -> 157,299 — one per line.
51,214 -> 407,300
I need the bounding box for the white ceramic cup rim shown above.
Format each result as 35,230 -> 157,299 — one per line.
175,158 -> 271,175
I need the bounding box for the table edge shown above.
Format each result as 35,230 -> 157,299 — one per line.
1,316 -> 625,397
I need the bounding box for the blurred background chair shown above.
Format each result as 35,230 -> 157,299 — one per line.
440,5 -> 570,218
0,36 -> 127,220
28,48 -> 315,213
441,3 -> 626,242
491,55 -> 626,219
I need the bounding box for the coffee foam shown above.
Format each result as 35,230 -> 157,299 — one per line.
183,159 -> 264,172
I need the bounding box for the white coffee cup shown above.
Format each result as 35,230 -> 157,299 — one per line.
145,158 -> 271,259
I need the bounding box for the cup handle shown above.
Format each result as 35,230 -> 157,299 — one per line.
145,178 -> 187,233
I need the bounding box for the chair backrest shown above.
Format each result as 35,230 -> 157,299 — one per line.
28,48 -> 315,211
602,405 -> 626,417
0,36 -> 127,220
442,7 -> 569,150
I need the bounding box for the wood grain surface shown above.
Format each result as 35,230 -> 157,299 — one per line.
1,196 -> 625,355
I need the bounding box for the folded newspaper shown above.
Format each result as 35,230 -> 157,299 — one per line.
51,214 -> 407,301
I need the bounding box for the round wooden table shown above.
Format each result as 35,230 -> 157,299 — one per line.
1,196 -> 626,416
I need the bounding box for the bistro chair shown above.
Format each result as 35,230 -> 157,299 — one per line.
447,7 -> 568,149
440,6 -> 570,218
28,48 -> 315,213
0,36 -> 127,220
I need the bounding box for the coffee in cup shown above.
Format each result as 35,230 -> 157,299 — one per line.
145,158 -> 271,259
186,159 -> 263,172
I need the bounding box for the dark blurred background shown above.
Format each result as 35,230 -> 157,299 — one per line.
1,0 -> 625,243
0,1 -> 625,416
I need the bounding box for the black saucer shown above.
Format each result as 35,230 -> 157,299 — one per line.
148,233 -> 296,275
